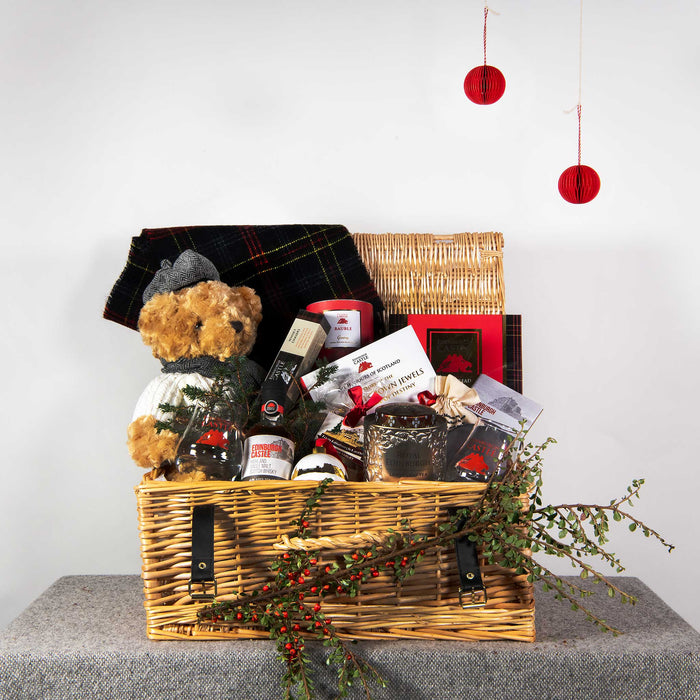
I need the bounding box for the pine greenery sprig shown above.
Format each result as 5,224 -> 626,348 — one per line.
154,356 -> 261,435
154,358 -> 337,460
197,430 -> 673,699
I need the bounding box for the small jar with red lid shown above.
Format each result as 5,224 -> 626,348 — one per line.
306,299 -> 374,361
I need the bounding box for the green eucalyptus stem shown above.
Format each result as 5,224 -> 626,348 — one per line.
197,429 -> 673,699
204,478 -> 667,626
508,550 -> 624,633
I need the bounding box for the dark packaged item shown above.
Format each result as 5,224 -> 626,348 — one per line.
312,429 -> 365,481
264,310 -> 330,411
443,373 -> 543,483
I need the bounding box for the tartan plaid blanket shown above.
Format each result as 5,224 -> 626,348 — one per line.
103,224 -> 383,368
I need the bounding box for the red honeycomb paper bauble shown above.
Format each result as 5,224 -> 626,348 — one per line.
463,65 -> 506,105
558,164 -> 601,204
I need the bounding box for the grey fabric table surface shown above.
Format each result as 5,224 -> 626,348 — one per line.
1,575 -> 698,700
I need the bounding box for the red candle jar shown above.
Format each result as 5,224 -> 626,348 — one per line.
306,299 -> 374,361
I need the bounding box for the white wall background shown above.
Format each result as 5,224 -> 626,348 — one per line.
1,0 -> 698,635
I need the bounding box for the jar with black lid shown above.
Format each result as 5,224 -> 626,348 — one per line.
363,402 -> 447,482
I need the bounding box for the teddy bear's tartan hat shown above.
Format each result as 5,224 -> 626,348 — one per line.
103,224 -> 383,368
142,249 -> 221,303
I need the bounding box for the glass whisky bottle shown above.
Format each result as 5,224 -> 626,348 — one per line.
240,381 -> 296,481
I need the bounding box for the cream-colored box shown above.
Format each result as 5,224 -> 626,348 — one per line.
301,326 -> 436,406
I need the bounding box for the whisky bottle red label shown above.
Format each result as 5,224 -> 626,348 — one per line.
240,434 -> 295,480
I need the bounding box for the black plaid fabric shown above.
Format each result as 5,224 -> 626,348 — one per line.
505,314 -> 523,394
103,224 -> 384,368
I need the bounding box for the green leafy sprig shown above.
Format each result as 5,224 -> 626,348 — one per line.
198,431 -> 673,699
155,358 -> 337,461
446,430 -> 674,633
154,356 -> 259,436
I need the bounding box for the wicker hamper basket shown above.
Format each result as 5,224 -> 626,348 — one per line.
135,231 -> 534,642
136,477 -> 535,641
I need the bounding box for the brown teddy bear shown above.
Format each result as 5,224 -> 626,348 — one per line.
127,250 -> 265,480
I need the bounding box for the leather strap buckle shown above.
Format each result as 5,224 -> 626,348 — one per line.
459,584 -> 487,609
188,579 -> 218,601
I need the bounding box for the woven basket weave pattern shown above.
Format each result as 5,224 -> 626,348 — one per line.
352,232 -> 505,318
137,479 -> 535,642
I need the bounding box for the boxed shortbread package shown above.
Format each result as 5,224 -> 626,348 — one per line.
301,326 -> 436,404
265,309 -> 330,410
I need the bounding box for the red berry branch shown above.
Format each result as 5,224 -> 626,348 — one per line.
197,433 -> 673,700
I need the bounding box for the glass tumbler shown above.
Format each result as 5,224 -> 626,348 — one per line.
173,406 -> 243,481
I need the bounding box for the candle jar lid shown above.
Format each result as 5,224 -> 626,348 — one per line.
370,402 -> 443,429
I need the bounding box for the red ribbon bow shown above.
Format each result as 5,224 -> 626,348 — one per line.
315,438 -> 340,459
417,390 -> 437,406
342,386 -> 383,428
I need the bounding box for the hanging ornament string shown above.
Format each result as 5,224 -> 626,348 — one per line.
577,0 -> 583,105
576,0 -> 583,166
577,103 -> 582,166
558,0 -> 600,204
481,2 -> 500,64
464,2 -> 505,105
564,0 -> 584,163
482,4 -> 488,65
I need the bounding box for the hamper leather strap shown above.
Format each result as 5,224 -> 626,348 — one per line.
189,504 -> 217,600
450,510 -> 487,608
454,535 -> 487,608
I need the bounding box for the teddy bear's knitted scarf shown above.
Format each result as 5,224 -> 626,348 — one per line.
160,356 -> 225,377
160,356 -> 265,388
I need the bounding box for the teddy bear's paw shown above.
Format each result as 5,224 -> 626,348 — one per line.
164,468 -> 208,483
127,415 -> 180,469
